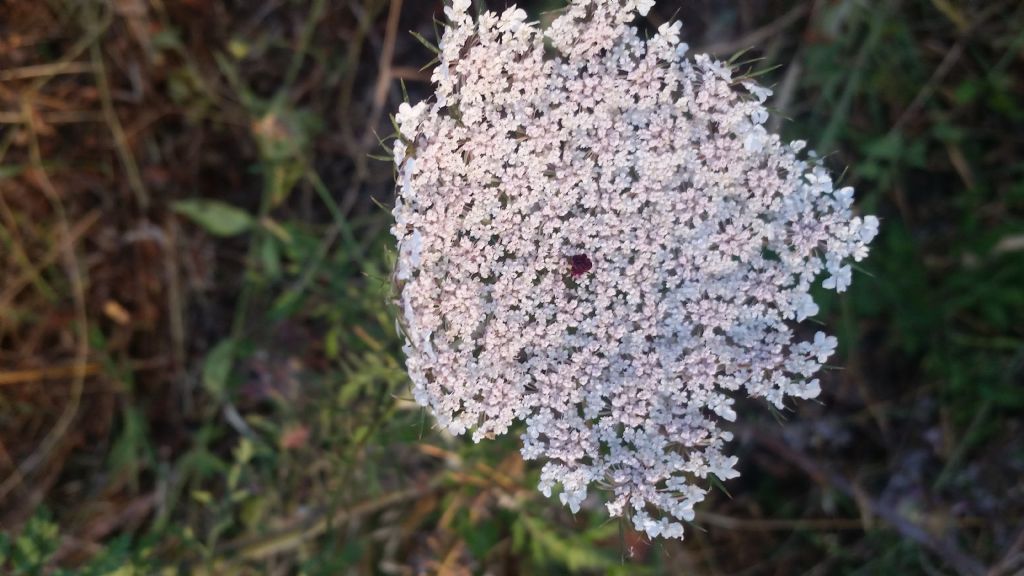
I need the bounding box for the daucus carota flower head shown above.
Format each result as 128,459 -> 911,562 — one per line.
392,0 -> 877,539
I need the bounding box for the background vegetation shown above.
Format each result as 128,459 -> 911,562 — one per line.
0,0 -> 1022,574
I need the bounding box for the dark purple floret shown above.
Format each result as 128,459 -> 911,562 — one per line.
569,254 -> 593,277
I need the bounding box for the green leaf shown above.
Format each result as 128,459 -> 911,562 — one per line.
0,532 -> 10,566
202,339 -> 237,400
191,490 -> 214,505
864,133 -> 904,161
517,516 -> 626,573
409,31 -> 440,54
150,28 -> 185,51
12,512 -> 60,571
172,199 -> 254,237
0,164 -> 26,181
463,518 -> 501,559
240,495 -> 270,530
260,236 -> 282,280
108,406 -> 152,488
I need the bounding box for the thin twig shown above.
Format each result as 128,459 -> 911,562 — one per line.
0,61 -> 94,82
0,111 -> 106,124
755,433 -> 988,576
698,510 -> 995,532
163,215 -> 188,410
363,0 -> 403,149
23,4 -> 113,96
698,3 -> 810,58
0,99 -> 92,503
337,0 -> 388,160
0,209 -> 100,313
219,479 -> 443,562
0,358 -> 166,387
51,493 -> 157,565
988,525 -> 1024,576
890,0 -> 1010,134
87,4 -> 150,211
278,0 -> 329,102
697,511 -> 869,532
0,189 -> 58,301
767,59 -> 802,134
890,41 -> 965,134
390,65 -> 432,82
819,0 -> 899,153
0,363 -> 102,387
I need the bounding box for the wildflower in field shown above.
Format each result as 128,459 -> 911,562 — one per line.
392,0 -> 877,539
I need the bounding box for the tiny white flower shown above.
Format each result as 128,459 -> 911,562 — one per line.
823,263 -> 852,292
834,186 -> 855,205
810,332 -> 838,363
793,292 -> 820,321
742,80 -> 774,104
395,101 -> 427,140
656,21 -> 682,46
861,215 -> 880,242
636,0 -> 656,17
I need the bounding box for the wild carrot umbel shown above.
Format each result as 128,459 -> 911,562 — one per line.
392,0 -> 877,539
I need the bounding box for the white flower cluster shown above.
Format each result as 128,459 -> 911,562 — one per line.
392,0 -> 877,540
